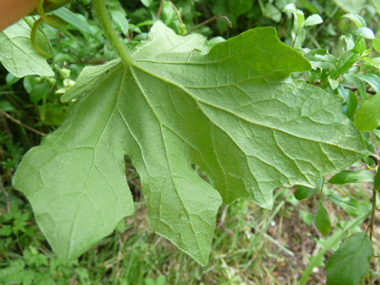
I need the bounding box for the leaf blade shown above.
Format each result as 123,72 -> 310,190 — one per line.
354,94 -> 380,132
326,194 -> 361,216
316,201 -> 331,236
0,19 -> 54,77
326,232 -> 373,285
13,22 -> 368,265
328,170 -> 373,184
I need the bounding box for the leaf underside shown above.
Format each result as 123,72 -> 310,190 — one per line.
0,19 -> 54,77
13,22 -> 367,265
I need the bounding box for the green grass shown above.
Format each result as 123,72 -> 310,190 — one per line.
1,159 -> 380,284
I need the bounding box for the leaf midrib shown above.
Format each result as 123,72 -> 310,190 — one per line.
129,66 -> 207,264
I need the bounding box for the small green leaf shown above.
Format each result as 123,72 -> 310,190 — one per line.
316,201 -> 331,236
208,37 -> 226,47
156,275 -> 166,285
327,194 -> 361,216
344,73 -> 367,102
342,13 -> 367,28
326,232 -> 373,285
330,50 -> 360,78
6,73 -> 20,86
357,73 -> 380,93
296,10 -> 305,29
144,277 -> 156,285
283,5 -> 304,29
282,3 -> 297,13
361,57 -> 380,68
372,39 -> 380,53
29,83 -> 50,103
362,48 -> 372,57
295,178 -> 323,200
304,49 -> 336,69
264,3 -> 282,22
140,0 -> 153,7
0,101 -> 16,112
354,94 -> 380,132
372,0 -> 380,14
351,27 -> 375,39
328,77 -> 339,90
0,225 -> 12,236
299,210 -> 313,225
353,38 -> 366,54
333,0 -> 366,14
52,8 -> 105,43
328,170 -> 374,184
0,19 -> 54,77
162,2 -> 176,25
303,14 -> 323,27
110,10 -> 129,36
342,34 -> 355,51
228,0 -> 254,16
346,90 -> 358,118
293,28 -> 306,48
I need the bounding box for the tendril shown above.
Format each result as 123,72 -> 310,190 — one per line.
31,0 -> 66,58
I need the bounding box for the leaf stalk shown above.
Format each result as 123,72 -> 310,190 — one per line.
92,0 -> 133,67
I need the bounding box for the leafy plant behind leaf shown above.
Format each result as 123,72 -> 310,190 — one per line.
13,22 -> 367,265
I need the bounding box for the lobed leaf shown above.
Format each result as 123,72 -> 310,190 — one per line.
13,22 -> 367,265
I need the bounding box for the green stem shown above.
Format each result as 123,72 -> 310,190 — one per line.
319,177 -> 325,201
92,0 -> 133,66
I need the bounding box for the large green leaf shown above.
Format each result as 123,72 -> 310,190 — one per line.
0,19 -> 54,77
326,232 -> 373,285
13,22 -> 367,265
